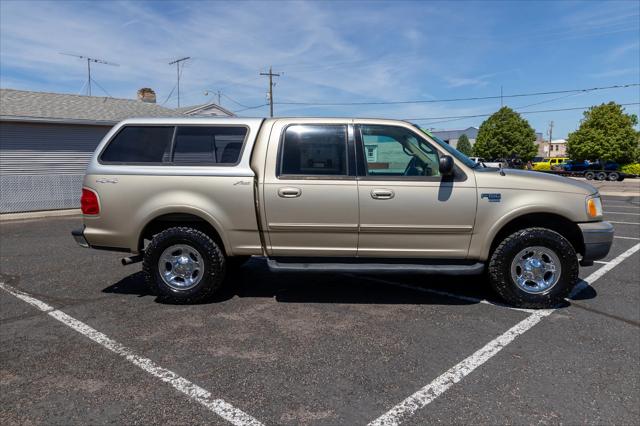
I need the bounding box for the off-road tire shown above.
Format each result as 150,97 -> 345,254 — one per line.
584,171 -> 595,180
143,226 -> 225,303
607,172 -> 620,181
596,171 -> 607,181
488,227 -> 579,309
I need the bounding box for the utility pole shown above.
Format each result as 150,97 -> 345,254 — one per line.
60,53 -> 119,96
216,90 -> 221,105
547,120 -> 554,158
168,57 -> 190,107
260,66 -> 281,117
500,85 -> 503,107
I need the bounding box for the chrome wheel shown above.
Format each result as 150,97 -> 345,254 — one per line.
158,244 -> 204,290
510,246 -> 561,294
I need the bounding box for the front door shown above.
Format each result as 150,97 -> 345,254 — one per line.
355,123 -> 477,258
262,121 -> 359,256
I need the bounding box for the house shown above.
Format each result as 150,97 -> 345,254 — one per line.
536,139 -> 567,158
175,102 -> 235,117
430,127 -> 479,149
0,88 -> 183,213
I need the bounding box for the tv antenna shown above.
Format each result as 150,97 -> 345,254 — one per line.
168,56 -> 190,107
60,53 -> 119,96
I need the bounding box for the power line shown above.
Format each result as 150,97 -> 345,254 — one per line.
168,56 -> 190,107
407,102 -> 640,124
232,104 -> 269,114
274,83 -> 639,106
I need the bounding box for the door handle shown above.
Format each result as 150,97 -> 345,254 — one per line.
371,189 -> 395,200
278,187 -> 302,198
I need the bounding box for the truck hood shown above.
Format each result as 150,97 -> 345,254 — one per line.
473,168 -> 597,195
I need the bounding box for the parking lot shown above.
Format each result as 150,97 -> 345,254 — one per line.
1,195 -> 639,425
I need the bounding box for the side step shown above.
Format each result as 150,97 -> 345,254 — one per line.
266,258 -> 484,275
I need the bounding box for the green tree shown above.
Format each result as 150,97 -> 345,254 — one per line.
456,133 -> 473,156
566,102 -> 640,163
473,106 -> 538,160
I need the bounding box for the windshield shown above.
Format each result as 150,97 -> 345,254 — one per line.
412,125 -> 478,168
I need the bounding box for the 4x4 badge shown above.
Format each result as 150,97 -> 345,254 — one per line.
481,193 -> 501,202
96,178 -> 118,184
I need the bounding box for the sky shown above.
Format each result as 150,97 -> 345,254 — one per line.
1,0 -> 639,138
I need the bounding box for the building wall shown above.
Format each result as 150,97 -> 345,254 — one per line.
0,121 -> 111,213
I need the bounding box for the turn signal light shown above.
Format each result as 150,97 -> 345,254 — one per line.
586,196 -> 602,218
81,188 -> 100,215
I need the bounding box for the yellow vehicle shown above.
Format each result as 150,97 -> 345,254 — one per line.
533,157 -> 569,171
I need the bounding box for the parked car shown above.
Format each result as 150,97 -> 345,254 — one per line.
73,117 -> 613,309
533,157 -> 569,171
563,160 -> 590,172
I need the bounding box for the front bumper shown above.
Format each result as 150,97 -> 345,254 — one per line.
579,221 -> 614,262
71,226 -> 90,248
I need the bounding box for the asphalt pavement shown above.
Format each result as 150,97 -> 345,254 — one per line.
1,195 -> 639,425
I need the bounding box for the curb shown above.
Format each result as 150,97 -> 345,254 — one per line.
0,209 -> 82,222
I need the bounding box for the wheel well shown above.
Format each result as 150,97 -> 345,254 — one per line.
138,213 -> 226,255
489,213 -> 584,258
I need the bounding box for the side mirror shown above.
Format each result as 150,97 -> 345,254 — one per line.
439,155 -> 454,176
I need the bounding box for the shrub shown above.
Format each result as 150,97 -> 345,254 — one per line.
621,163 -> 640,175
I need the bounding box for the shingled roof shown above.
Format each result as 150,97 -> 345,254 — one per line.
0,88 -> 183,125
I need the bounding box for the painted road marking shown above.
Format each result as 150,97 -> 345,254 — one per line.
594,260 -> 610,265
615,235 -> 640,240
609,221 -> 640,225
0,283 -> 263,426
605,211 -> 640,215
368,243 -> 640,426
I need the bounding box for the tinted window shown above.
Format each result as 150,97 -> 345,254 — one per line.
361,125 -> 440,177
173,126 -> 247,165
101,126 -> 173,163
280,125 -> 347,176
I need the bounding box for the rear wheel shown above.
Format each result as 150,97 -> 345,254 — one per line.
584,171 -> 595,180
596,171 -> 607,181
488,227 -> 578,308
143,226 -> 225,303
607,172 -> 620,181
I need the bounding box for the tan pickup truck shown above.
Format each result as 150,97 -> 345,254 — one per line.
72,117 -> 613,308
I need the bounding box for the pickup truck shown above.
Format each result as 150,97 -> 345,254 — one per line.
72,117 -> 614,308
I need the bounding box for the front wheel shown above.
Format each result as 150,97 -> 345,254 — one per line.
488,227 -> 578,308
143,226 -> 226,303
584,171 -> 595,180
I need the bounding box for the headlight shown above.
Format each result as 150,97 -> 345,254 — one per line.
586,195 -> 603,218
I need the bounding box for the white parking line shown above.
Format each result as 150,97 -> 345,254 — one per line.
368,243 -> 640,426
615,236 -> 640,240
0,283 -> 263,426
605,211 -> 640,215
609,221 -> 640,225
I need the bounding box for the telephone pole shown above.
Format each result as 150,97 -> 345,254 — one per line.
59,53 -> 119,96
547,120 -> 554,158
260,66 -> 281,117
168,57 -> 190,107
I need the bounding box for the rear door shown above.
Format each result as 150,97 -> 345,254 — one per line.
261,120 -> 359,256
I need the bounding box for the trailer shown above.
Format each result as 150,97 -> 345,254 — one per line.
540,169 -> 637,181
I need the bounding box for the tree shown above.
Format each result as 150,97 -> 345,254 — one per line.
456,134 -> 473,156
473,106 -> 538,160
567,102 -> 640,163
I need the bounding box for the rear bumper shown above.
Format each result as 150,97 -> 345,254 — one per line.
71,226 -> 90,248
579,221 -> 614,262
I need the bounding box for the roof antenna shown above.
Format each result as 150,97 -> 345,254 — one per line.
60,53 -> 119,96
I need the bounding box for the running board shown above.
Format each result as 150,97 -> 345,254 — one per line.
266,258 -> 484,275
